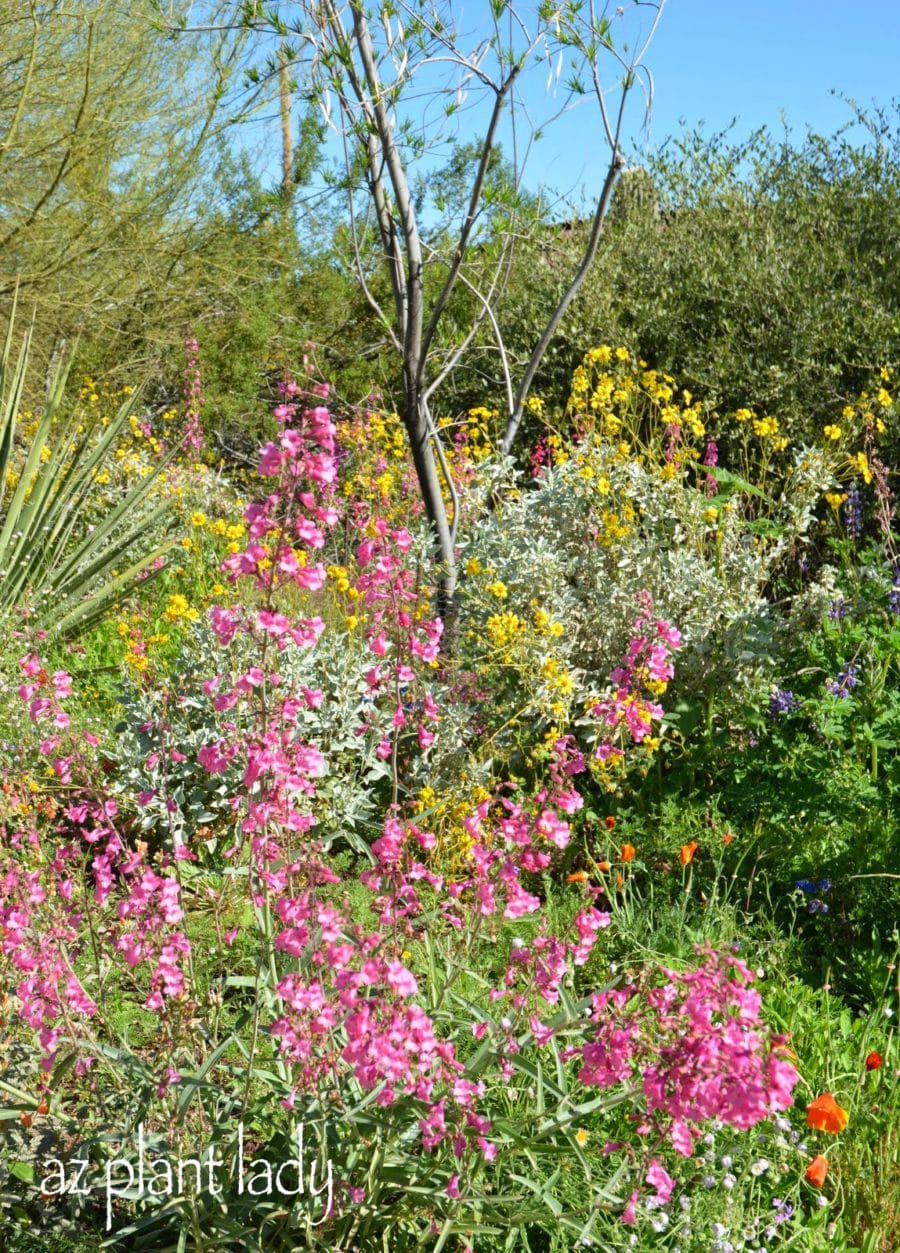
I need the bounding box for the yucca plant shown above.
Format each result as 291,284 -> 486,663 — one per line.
0,303 -> 179,637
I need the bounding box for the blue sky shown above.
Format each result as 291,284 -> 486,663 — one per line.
530,0 -> 900,200
248,1 -> 900,216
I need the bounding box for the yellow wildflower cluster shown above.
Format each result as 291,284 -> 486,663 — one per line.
821,374 -> 894,515
567,346 -> 715,472
163,593 -> 199,624
752,415 -> 779,438
533,608 -> 565,637
596,504 -> 635,547
458,408 -> 494,462
486,612 -> 525,648
847,451 -> 872,484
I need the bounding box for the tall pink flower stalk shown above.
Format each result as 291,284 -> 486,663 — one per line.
0,380 -> 802,1228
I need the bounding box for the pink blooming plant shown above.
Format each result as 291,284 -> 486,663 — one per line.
0,381 -> 803,1237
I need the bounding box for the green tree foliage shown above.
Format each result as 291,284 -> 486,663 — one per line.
0,0 -> 248,382
486,106 -> 900,451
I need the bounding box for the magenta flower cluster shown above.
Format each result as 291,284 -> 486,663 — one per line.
0,379 -> 804,1226
578,949 -> 800,1159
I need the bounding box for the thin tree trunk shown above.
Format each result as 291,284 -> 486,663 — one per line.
279,46 -> 293,206
403,369 -> 458,639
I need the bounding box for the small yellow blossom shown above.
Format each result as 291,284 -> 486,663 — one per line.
848,451 -> 872,484
753,415 -> 779,438
823,425 -> 842,441
484,580 -> 508,599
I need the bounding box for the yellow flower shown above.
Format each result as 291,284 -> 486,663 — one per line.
703,506 -> 719,524
574,1128 -> 590,1146
825,492 -> 847,511
466,557 -> 482,576
848,451 -> 872,484
552,671 -> 574,696
164,593 -> 199,624
486,612 -> 523,647
877,387 -> 892,408
753,415 -> 779,438
734,408 -> 752,423
485,580 -> 508,599
181,537 -> 193,550
190,511 -> 207,527
823,425 -> 842,441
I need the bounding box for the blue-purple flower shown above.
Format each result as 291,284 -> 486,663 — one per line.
769,688 -> 801,717
826,665 -> 858,698
843,486 -> 862,538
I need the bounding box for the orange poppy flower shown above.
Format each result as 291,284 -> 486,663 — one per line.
679,841 -> 699,866
567,870 -> 589,884
805,1155 -> 828,1187
723,832 -> 734,844
620,843 -> 636,863
605,815 -> 616,830
865,1051 -> 883,1071
615,873 -> 624,891
597,860 -> 611,872
806,1093 -> 848,1133
19,1112 -> 32,1128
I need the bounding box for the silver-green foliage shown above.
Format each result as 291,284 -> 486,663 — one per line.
463,440 -> 834,709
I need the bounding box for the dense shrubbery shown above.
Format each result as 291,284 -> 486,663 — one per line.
475,109 -> 900,467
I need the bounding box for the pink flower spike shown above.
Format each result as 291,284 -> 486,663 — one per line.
621,1190 -> 639,1225
646,1159 -> 676,1204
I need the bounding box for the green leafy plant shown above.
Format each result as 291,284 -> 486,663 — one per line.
0,306 -> 177,637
